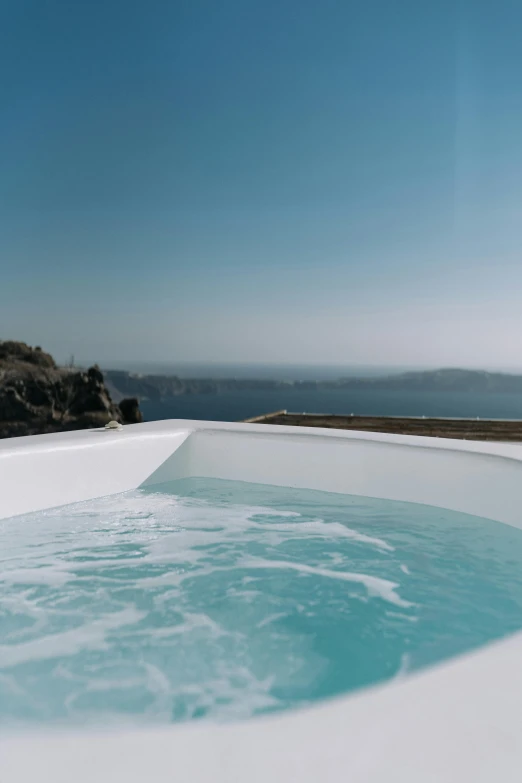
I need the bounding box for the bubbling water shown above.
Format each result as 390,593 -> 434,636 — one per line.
2,477 -> 522,727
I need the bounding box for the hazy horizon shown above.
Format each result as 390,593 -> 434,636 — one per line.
77,358 -> 522,379
3,1 -> 522,369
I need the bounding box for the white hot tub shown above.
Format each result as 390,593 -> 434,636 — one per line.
1,419 -> 522,783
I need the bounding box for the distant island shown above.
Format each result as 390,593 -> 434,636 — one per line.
3,342 -> 522,441
104,367 -> 522,401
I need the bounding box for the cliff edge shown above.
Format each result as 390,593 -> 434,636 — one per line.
0,341 -> 142,439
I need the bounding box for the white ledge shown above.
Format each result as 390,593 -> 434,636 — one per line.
1,419 -> 522,782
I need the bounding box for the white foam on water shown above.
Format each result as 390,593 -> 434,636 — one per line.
0,607 -> 145,668
0,487 -> 396,591
0,481 -> 416,727
238,557 -> 413,608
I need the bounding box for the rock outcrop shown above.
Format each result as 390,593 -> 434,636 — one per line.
0,341 -> 142,439
118,396 -> 142,424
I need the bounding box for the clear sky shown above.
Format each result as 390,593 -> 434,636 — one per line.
2,0 -> 522,369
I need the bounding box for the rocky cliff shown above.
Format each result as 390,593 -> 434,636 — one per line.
0,341 -> 142,439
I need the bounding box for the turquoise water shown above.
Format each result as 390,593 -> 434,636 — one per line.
2,478 -> 522,727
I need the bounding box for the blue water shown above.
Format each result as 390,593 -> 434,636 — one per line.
2,478 -> 522,727
141,388 -> 522,423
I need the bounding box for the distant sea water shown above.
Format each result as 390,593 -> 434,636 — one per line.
94,360 -> 522,423
141,388 -> 522,423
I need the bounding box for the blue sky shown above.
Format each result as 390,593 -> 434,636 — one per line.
1,0 -> 522,369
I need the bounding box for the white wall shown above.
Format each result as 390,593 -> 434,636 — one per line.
0,426 -> 191,519
2,420 -> 522,528
3,420 -> 522,782
144,427 -> 522,528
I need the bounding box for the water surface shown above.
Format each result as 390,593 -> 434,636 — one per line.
2,478 -> 522,727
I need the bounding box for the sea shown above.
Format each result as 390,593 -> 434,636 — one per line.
126,362 -> 522,423
141,389 -> 522,423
